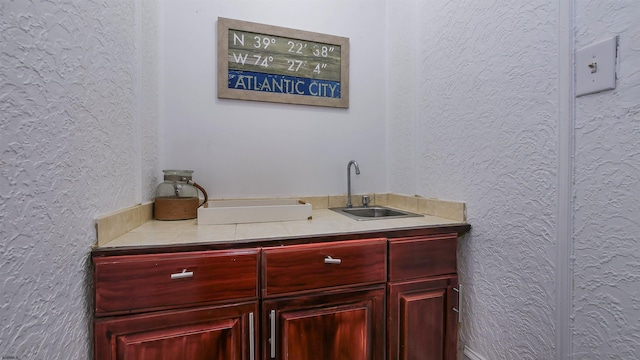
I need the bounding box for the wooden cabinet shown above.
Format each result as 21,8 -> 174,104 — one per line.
387,234 -> 460,360
262,287 -> 385,360
92,231 -> 463,360
261,238 -> 387,360
93,248 -> 260,360
94,302 -> 258,360
261,238 -> 387,297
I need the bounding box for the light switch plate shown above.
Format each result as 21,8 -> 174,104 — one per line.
576,36 -> 618,97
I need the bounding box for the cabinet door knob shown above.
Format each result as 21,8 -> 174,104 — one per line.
170,269 -> 194,280
324,256 -> 342,264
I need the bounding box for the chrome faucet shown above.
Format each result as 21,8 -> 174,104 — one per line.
362,195 -> 370,208
346,160 -> 360,208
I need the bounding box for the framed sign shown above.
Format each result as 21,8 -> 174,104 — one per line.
218,17 -> 349,108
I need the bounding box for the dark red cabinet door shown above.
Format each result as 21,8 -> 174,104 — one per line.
95,302 -> 258,360
388,276 -> 459,360
262,287 -> 385,360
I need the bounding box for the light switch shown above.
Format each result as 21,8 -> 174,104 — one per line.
575,36 -> 618,97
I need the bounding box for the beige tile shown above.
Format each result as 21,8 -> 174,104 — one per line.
387,194 -> 419,212
282,210 -> 360,235
417,214 -> 460,225
94,194 -> 468,249
327,194 -> 377,208
95,205 -> 143,246
235,222 -> 290,240
139,202 -> 154,223
95,217 -> 111,246
344,193 -> 375,208
354,217 -> 423,231
297,196 -> 329,209
101,231 -> 180,247
173,225 -> 237,244
133,219 -> 196,232
418,198 -> 466,222
328,195 -> 347,208
373,193 -> 388,206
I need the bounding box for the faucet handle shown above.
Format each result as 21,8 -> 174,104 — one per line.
362,195 -> 370,208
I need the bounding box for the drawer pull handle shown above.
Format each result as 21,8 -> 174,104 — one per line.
170,269 -> 193,280
452,285 -> 462,323
324,256 -> 342,265
269,310 -> 276,358
249,312 -> 255,360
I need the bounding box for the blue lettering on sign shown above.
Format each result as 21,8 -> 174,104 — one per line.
228,70 -> 341,99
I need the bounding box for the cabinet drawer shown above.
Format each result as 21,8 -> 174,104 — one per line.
262,238 -> 387,297
388,234 -> 457,281
94,249 -> 259,315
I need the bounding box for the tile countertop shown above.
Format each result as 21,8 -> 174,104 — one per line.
100,209 -> 464,248
94,194 -> 469,250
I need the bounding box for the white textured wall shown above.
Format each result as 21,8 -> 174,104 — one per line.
573,1 -> 640,358
0,1 -> 158,358
160,0 -> 388,198
387,0 -> 418,195
389,1 -> 559,358
4,0 -> 638,358
140,0 -> 161,202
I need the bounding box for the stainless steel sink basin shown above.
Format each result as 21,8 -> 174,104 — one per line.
330,206 -> 423,221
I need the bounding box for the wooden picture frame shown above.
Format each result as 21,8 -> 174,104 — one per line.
217,17 -> 349,108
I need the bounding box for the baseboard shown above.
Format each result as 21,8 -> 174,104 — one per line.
464,346 -> 488,360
